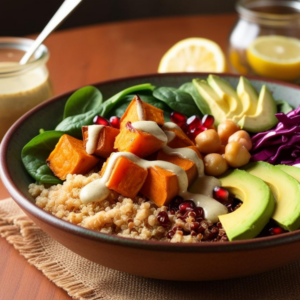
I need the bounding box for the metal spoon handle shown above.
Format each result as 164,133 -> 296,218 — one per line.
20,0 -> 82,65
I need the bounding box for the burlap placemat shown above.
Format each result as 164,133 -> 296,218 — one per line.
1,198 -> 300,300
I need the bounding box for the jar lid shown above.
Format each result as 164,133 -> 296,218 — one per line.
237,0 -> 300,26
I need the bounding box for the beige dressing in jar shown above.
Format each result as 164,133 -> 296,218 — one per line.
0,38 -> 52,139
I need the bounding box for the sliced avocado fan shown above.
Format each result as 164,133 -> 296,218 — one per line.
276,164 -> 300,183
236,76 -> 259,117
207,75 -> 243,119
192,75 -> 278,133
219,169 -> 275,241
192,79 -> 228,125
238,85 -> 278,133
244,161 -> 300,231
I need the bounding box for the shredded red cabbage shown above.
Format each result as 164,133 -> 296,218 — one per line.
251,105 -> 300,166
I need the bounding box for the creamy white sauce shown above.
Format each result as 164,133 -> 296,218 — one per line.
189,176 -> 221,198
85,125 -> 104,155
162,146 -> 204,176
182,191 -> 228,222
165,131 -> 176,143
136,98 -> 145,120
80,150 -> 227,222
162,122 -> 181,130
132,121 -> 168,143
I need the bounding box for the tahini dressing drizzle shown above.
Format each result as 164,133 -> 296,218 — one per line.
85,125 -> 104,155
80,121 -> 227,222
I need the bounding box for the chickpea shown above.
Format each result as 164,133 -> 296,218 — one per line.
228,130 -> 252,151
204,153 -> 228,176
217,120 -> 240,145
225,141 -> 251,168
195,129 -> 221,154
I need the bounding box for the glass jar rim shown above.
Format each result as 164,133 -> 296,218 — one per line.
0,37 -> 49,76
236,0 -> 300,26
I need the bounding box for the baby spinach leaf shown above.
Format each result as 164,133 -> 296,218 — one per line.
22,131 -> 64,184
56,109 -> 99,139
276,100 -> 294,114
56,84 -> 155,138
179,82 -> 206,116
63,86 -> 103,119
153,87 -> 201,117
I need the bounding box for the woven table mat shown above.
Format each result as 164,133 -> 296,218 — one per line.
1,198 -> 300,300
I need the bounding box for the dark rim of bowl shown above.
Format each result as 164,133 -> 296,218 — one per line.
2,72 -> 300,253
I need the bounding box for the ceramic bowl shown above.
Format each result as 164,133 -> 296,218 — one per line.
2,73 -> 300,281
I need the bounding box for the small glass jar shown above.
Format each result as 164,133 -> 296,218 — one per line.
228,0 -> 300,78
0,37 -> 52,140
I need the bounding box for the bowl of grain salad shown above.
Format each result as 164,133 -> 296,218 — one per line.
2,73 -> 300,281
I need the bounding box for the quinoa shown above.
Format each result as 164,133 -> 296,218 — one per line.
29,173 -> 228,243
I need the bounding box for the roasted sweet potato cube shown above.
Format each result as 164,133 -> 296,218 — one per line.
114,123 -> 166,158
156,146 -> 202,185
82,125 -> 119,158
47,134 -> 99,180
140,166 -> 179,207
120,95 -> 164,129
165,128 -> 195,148
101,155 -> 148,199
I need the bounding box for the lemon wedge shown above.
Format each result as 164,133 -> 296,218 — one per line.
158,38 -> 226,73
247,35 -> 300,81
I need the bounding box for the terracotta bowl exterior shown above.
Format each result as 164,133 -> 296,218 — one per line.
2,73 -> 300,281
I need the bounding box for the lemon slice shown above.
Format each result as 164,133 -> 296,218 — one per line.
247,35 -> 300,81
158,38 -> 226,73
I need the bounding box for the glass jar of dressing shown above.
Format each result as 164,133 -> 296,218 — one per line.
0,37 -> 52,140
228,0 -> 300,81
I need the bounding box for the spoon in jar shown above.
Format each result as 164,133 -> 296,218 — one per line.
20,0 -> 82,65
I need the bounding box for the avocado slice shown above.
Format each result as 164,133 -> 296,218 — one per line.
236,76 -> 259,117
244,161 -> 300,231
276,165 -> 300,183
219,169 -> 275,241
192,79 -> 229,125
238,85 -> 278,133
207,75 -> 243,119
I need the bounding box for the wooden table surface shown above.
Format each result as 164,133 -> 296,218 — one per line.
0,14 -> 236,300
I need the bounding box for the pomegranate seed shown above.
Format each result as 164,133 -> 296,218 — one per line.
168,195 -> 184,212
157,211 -> 170,226
186,115 -> 202,131
269,227 -> 285,235
109,116 -> 120,129
170,111 -> 187,127
190,222 -> 200,230
213,186 -> 230,204
189,126 -> 206,139
202,115 -> 215,128
93,115 -> 110,126
179,200 -> 196,212
194,207 -> 204,218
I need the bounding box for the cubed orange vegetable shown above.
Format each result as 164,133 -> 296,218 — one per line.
156,146 -> 202,185
82,125 -> 119,158
114,122 -> 165,158
140,165 -> 179,207
165,128 -> 195,148
120,95 -> 164,129
47,134 -> 99,180
101,155 -> 148,199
